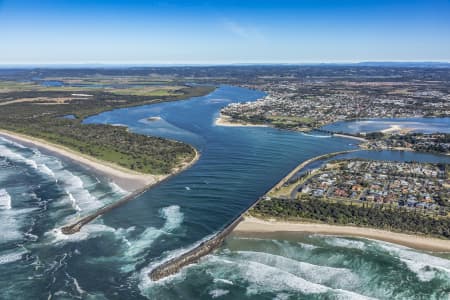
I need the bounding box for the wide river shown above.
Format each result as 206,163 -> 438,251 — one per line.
1,86 -> 449,299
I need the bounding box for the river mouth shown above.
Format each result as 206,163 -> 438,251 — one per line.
1,85 -> 449,299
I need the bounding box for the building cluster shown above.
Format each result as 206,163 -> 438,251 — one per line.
222,80 -> 450,130
298,160 -> 449,210
363,133 -> 450,154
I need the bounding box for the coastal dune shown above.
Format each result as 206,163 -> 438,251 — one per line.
0,129 -> 200,235
0,129 -> 161,191
235,217 -> 450,252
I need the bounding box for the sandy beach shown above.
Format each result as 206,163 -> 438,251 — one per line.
0,129 -> 165,191
381,124 -> 414,134
215,113 -> 268,127
332,133 -> 367,142
234,216 -> 450,252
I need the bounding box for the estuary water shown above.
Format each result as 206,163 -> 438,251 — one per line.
321,117 -> 450,134
0,85 -> 449,299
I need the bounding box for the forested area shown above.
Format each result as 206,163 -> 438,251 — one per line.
0,82 -> 213,174
251,197 -> 450,238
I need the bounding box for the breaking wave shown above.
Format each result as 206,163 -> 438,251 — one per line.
0,249 -> 27,265
121,205 -> 184,272
45,223 -> 118,245
0,139 -> 118,216
206,255 -> 374,299
235,251 -> 359,288
0,144 -> 55,179
209,289 -> 229,298
0,206 -> 37,244
324,237 -> 367,250
378,242 -> 450,282
0,189 -> 12,210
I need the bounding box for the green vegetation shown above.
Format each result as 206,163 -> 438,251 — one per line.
251,197 -> 450,238
223,113 -> 318,130
0,78 -> 214,174
267,116 -> 315,129
363,132 -> 450,154
109,87 -> 181,97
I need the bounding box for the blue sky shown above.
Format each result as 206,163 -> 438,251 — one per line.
0,0 -> 449,64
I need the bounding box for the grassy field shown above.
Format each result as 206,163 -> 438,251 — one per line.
109,86 -> 183,96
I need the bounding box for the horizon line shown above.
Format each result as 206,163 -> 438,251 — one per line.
0,60 -> 450,68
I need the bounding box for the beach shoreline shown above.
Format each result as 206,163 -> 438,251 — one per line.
234,216 -> 450,252
0,129 -> 198,192
332,133 -> 367,142
0,129 -> 201,234
380,124 -> 415,134
215,113 -> 269,127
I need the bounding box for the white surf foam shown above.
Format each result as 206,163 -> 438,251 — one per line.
138,231 -> 217,296
324,237 -> 366,250
160,205 -> 184,232
45,223 -> 117,245
0,141 -> 118,216
297,242 -> 319,250
235,258 -> 373,299
57,169 -> 102,214
67,273 -> 85,296
0,208 -> 36,243
301,133 -> 332,138
378,242 -> 450,282
124,227 -> 165,260
213,278 -> 234,285
0,137 -> 26,149
240,259 -> 332,295
108,182 -> 127,196
0,142 -> 57,184
0,189 -> 12,209
274,293 -> 291,300
236,251 -> 358,288
121,206 -> 185,273
0,249 -> 27,265
209,289 -> 229,298
0,144 -> 55,179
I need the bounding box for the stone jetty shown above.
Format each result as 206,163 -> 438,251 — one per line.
149,215 -> 244,281
148,149 -> 362,281
61,185 -> 150,234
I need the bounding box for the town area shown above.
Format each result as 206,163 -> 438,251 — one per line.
221,78 -> 450,131
362,133 -> 450,154
290,160 -> 449,214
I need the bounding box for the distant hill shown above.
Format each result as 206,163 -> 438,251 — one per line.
355,62 -> 450,68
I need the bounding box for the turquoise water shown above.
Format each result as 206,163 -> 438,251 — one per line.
0,85 -> 449,299
321,117 -> 450,134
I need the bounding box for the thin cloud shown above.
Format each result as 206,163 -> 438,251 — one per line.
224,20 -> 250,38
223,19 -> 266,42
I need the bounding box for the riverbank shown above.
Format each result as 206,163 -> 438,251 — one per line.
0,129 -> 199,192
215,113 -> 269,127
234,216 -> 450,252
